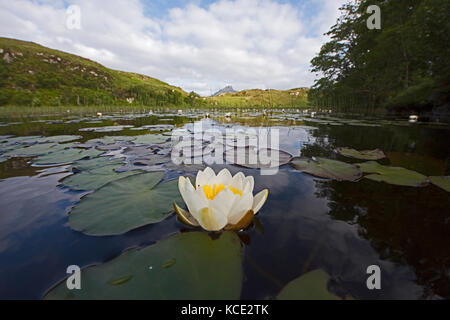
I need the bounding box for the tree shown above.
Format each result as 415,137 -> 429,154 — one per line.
310,0 -> 450,113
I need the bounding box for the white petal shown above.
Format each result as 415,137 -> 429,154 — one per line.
231,172 -> 245,190
215,168 -> 232,186
179,176 -> 206,220
196,167 -> 215,188
242,176 -> 254,194
197,207 -> 228,231
252,189 -> 269,214
210,188 -> 239,218
228,192 -> 253,225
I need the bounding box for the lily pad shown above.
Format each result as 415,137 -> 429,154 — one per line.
62,165 -> 141,190
79,125 -> 134,132
33,148 -> 103,165
44,232 -> 243,300
69,172 -> 180,236
72,157 -> 124,171
225,147 -> 293,169
5,143 -> 60,157
277,269 -> 340,300
34,135 -> 82,144
429,176 -> 450,192
337,148 -> 386,160
357,161 -> 428,187
132,134 -> 168,145
291,157 -> 362,181
87,136 -> 136,145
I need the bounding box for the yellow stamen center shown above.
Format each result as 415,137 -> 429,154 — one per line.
202,184 -> 243,200
229,186 -> 243,197
203,183 -> 225,200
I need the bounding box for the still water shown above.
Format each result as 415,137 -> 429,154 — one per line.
0,110 -> 449,299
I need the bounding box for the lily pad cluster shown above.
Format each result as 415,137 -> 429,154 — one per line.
289,147 -> 449,191
0,135 -> 83,162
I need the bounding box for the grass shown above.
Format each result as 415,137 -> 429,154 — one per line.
206,88 -> 309,108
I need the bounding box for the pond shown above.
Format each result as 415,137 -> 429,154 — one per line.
0,110 -> 449,300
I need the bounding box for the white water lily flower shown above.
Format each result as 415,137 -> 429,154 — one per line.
175,167 -> 269,231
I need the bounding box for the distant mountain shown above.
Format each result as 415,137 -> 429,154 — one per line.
212,86 -> 237,97
0,37 -> 203,107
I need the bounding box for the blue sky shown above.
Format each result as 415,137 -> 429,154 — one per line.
0,0 -> 345,95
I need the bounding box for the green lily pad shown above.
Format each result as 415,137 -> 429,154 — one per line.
1,136 -> 42,145
62,165 -> 141,190
429,176 -> 450,192
34,135 -> 82,143
5,143 -> 60,157
72,157 -> 124,171
79,125 -> 134,132
87,136 -> 136,145
225,147 -> 293,169
337,148 -> 386,160
277,269 -> 340,300
291,157 -> 362,181
132,134 -> 168,145
357,161 -> 428,187
33,148 -> 103,165
44,232 -> 242,300
69,172 -> 180,236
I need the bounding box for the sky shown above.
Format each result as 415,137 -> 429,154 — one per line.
0,0 -> 347,96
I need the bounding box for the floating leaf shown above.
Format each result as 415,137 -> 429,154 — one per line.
34,135 -> 82,143
72,157 -> 124,171
132,134 -> 168,145
337,147 -> 386,160
62,165 -> 141,190
291,157 -> 362,181
69,172 -> 180,236
87,136 -> 136,145
33,148 -> 103,165
225,147 -> 292,169
1,135 -> 43,145
429,176 -> 450,192
5,143 -> 61,157
44,232 -> 243,299
79,125 -> 134,132
277,269 -> 340,300
357,161 -> 428,187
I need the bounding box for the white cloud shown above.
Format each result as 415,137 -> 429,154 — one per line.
0,0 -> 346,96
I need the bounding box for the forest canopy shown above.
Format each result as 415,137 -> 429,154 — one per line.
309,0 -> 450,113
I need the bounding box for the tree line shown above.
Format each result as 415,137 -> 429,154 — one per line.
309,0 -> 449,114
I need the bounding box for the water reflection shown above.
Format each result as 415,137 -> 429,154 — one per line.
0,111 -> 448,299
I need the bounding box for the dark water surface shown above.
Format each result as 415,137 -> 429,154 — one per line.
0,111 -> 449,299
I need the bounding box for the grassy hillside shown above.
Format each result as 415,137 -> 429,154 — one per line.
207,88 -> 309,109
0,37 -> 309,111
0,37 -> 203,108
